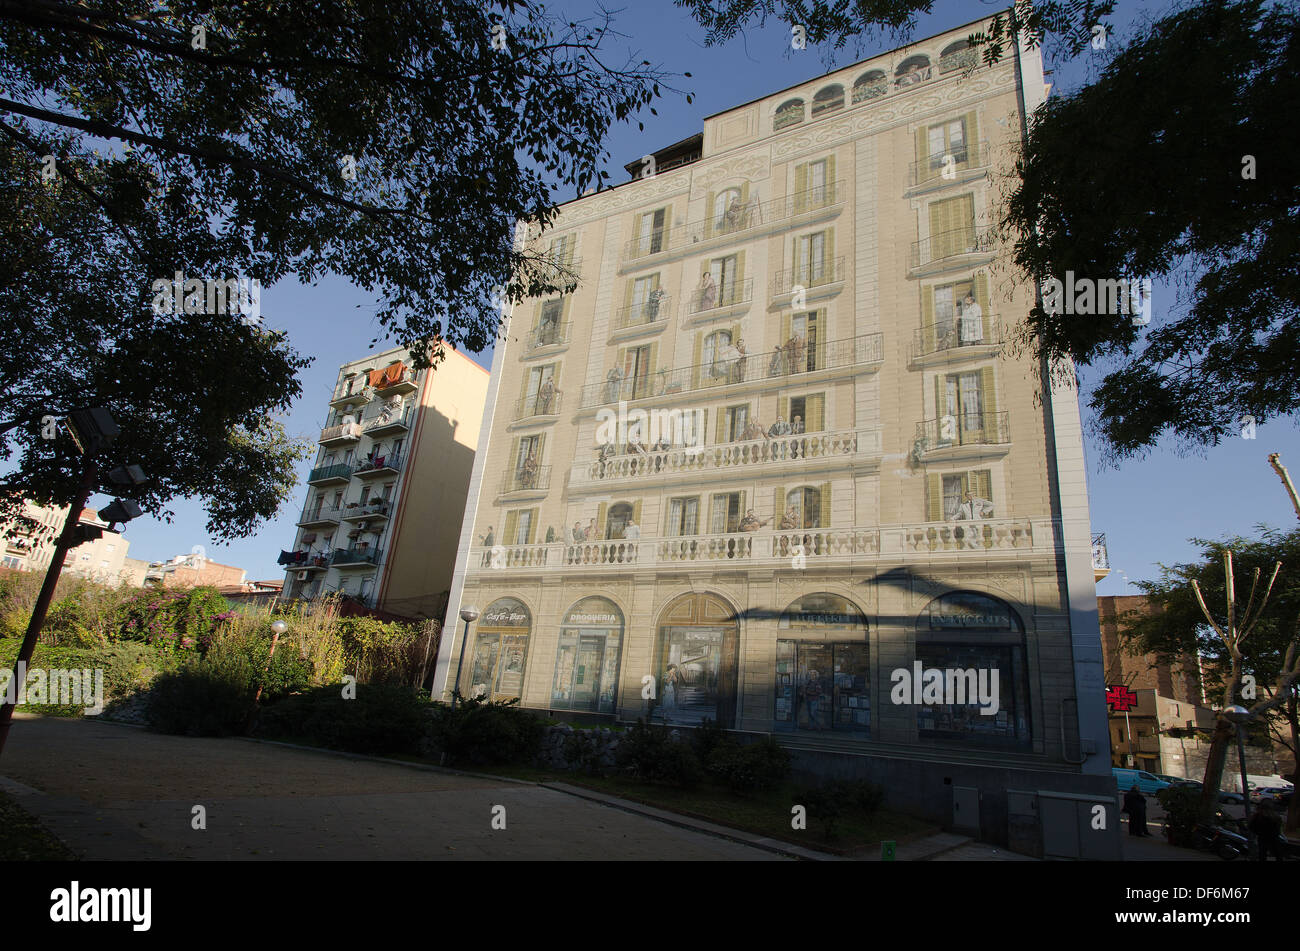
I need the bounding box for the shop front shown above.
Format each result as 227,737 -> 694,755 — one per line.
773,592 -> 871,734
551,596 -> 624,714
467,597 -> 532,703
654,592 -> 739,728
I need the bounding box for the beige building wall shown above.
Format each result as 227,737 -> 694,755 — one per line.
435,17 -> 1108,777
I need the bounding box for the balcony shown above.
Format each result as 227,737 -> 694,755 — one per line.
363,406 -> 412,439
525,320 -> 571,354
1092,532 -> 1110,582
328,386 -> 370,410
296,504 -> 342,527
910,320 -> 1003,363
340,500 -> 392,523
578,331 -> 883,409
501,465 -> 552,495
685,277 -> 754,322
573,428 -> 882,487
283,552 -> 331,572
466,517 -> 1059,573
372,368 -> 419,397
621,181 -> 845,264
913,412 -> 1011,459
307,463 -> 353,485
938,47 -> 979,74
908,141 -> 991,190
613,294 -> 673,333
331,547 -> 382,569
515,392 -> 562,421
531,256 -> 582,292
909,224 -> 997,274
353,453 -> 402,479
770,256 -> 846,301
318,421 -> 362,446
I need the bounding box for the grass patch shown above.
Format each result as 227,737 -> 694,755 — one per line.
0,790 -> 78,860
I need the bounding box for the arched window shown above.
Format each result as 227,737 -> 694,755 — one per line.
551,596 -> 624,714
655,591 -> 740,727
785,486 -> 823,528
812,84 -> 844,116
852,70 -> 888,103
774,98 -> 805,131
606,501 -> 634,539
713,187 -> 742,232
895,55 -> 931,87
940,39 -> 977,73
775,593 -> 870,733
465,597 -> 532,704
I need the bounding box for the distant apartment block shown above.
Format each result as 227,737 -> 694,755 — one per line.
282,345 -> 488,621
2,501 -> 132,585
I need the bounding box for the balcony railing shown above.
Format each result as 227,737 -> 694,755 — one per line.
297,504 -> 342,525
623,181 -> 844,262
329,385 -> 370,407
502,465 -> 552,494
467,517 -> 1056,572
686,276 -> 754,317
354,453 -> 402,477
331,547 -> 382,568
340,500 -> 391,521
913,412 -> 1011,454
319,421 -> 362,445
614,293 -> 673,331
770,256 -> 846,298
515,392 -> 562,420
938,48 -> 979,74
363,406 -> 412,436
1092,533 -> 1110,572
852,78 -> 888,103
910,224 -> 997,270
577,428 -> 880,485
909,141 -> 991,188
579,331 -> 883,408
912,319 -> 1002,359
526,320 -> 571,351
307,463 -> 353,484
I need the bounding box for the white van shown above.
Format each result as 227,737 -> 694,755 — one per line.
1222,774 -> 1293,795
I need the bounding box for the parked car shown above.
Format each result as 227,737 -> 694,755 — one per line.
1114,767 -> 1173,797
1171,779 -> 1203,790
1154,773 -> 1183,785
1257,787 -> 1293,807
1218,791 -> 1245,805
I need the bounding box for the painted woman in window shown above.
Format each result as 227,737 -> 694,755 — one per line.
696,270 -> 717,311
958,293 -> 984,345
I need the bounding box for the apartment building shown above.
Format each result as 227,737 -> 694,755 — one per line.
435,16 -> 1116,839
283,345 -> 488,621
2,501 -> 132,584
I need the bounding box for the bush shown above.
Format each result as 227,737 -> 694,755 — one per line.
615,719 -> 703,787
1156,785 -> 1201,845
257,683 -> 429,755
147,655 -> 257,736
689,717 -> 728,761
708,737 -> 791,794
116,586 -> 232,652
797,779 -> 886,839
425,695 -> 545,766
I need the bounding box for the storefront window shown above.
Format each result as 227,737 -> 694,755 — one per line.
468,597 -> 531,703
655,592 -> 739,727
775,593 -> 870,733
551,596 -> 624,714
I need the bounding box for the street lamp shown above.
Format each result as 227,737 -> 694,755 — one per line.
450,605 -> 480,709
248,619 -> 289,730
1224,704 -> 1253,821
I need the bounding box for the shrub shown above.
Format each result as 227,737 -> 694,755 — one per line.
615,719 -> 703,787
337,616 -> 440,687
257,683 -> 429,755
146,655 -> 257,736
689,717 -> 728,761
425,695 -> 545,766
1156,785 -> 1201,845
116,586 -> 232,652
797,779 -> 886,839
708,737 -> 791,794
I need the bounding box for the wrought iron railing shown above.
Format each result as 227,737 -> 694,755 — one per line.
685,277 -> 753,317
770,256 -> 846,297
912,319 -> 1002,359
910,224 -> 997,269
913,411 -> 1011,453
515,392 -> 562,419
502,465 -> 552,493
307,463 -> 353,483
909,141 -> 990,188
614,293 -> 673,330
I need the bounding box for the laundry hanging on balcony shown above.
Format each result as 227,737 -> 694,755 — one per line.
368,362 -> 405,388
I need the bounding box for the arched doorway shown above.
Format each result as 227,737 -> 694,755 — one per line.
466,597 -> 532,703
913,591 -> 1030,749
654,592 -> 740,728
551,596 -> 624,714
775,593 -> 870,733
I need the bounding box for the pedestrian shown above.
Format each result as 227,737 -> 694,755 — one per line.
1249,801 -> 1286,861
1123,785 -> 1149,837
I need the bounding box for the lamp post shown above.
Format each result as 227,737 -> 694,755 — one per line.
1224,704 -> 1253,822
246,619 -> 288,732
450,605 -> 480,709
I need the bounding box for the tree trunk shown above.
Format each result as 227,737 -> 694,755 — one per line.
1288,696 -> 1300,834
1199,718 -> 1234,824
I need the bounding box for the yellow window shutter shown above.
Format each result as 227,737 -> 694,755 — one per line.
692,332 -> 703,387
927,474 -> 943,521
794,162 -> 808,211
662,205 -> 672,234
596,502 -> 608,539
648,343 -> 659,389
808,393 -> 825,432
964,111 -> 979,164
705,190 -> 715,237
773,485 -> 784,516
935,375 -> 947,422
973,469 -> 992,501
715,408 -> 725,443
736,250 -> 746,286
623,279 -> 634,317
974,271 -> 990,338
824,229 -> 836,281
509,437 -> 520,469
960,194 -> 975,238
819,482 -> 832,528
916,126 -> 932,184
825,155 -> 837,198
526,509 -> 538,543
739,490 -> 747,520
504,510 -> 518,544
979,366 -> 996,418
922,285 -> 936,353
632,499 -> 642,525
536,433 -> 546,460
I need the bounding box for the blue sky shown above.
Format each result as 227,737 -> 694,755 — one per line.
99,0 -> 1299,590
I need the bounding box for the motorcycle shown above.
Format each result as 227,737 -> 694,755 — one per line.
1191,821 -> 1249,860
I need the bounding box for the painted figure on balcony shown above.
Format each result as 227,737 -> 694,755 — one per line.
742,417 -> 765,442
768,416 -> 792,437
739,509 -> 771,532
779,507 -> 801,530
520,452 -> 538,489
481,526 -> 495,547
768,345 -> 784,377
785,332 -> 806,373
537,378 -> 557,415
696,270 -> 717,312
954,492 -> 995,521
571,521 -> 585,543
646,287 -> 667,321
604,366 -> 623,403
959,293 -> 984,345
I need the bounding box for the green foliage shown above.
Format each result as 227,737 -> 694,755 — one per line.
115,586 -> 234,652
257,683 -> 429,755
425,695 -> 545,766
797,779 -> 886,839
336,615 -> 439,687
615,719 -> 703,787
1157,785 -> 1202,845
146,655 -> 257,736
707,737 -> 792,794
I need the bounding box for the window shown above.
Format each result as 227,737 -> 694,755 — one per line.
551,597 -> 624,714
605,502 -> 634,539
703,330 -> 733,380
724,404 -> 749,442
549,234 -> 574,264
895,55 -> 931,86
927,118 -> 968,168
852,70 -> 888,102
630,274 -> 662,323
785,486 -> 823,528
713,188 -> 741,232
636,208 -> 668,255
928,194 -> 977,260
525,363 -> 557,414
504,508 -> 536,545
710,492 -> 742,533
622,345 -> 652,399
812,84 -> 844,116
709,254 -> 739,306
774,98 -> 804,130
794,231 -> 828,285
786,393 -> 825,433
940,39 -> 978,73
536,299 -> 563,345
359,485 -> 371,504
785,310 -> 821,373
666,497 -> 700,536
929,469 -> 994,521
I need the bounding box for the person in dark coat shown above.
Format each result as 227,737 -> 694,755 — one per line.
1123,785 -> 1149,837
1249,801 -> 1286,861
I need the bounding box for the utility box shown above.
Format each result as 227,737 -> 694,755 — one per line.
952,785 -> 980,835
1039,790 -> 1121,860
1007,789 -> 1041,857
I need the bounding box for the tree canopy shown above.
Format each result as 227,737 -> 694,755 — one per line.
0,0 -> 667,538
